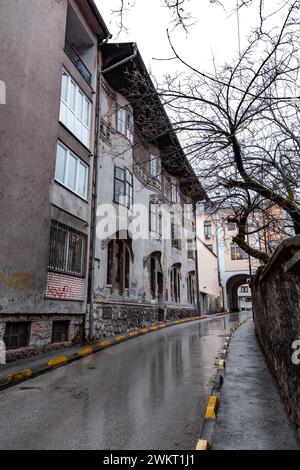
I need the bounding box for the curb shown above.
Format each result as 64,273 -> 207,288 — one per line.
195,317 -> 248,451
0,316 -> 203,392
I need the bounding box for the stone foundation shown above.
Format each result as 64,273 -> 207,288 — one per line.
0,314 -> 83,362
89,302 -> 198,339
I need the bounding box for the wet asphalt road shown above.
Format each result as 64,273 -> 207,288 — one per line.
0,313 -> 245,450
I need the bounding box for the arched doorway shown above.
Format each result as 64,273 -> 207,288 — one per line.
226,274 -> 250,312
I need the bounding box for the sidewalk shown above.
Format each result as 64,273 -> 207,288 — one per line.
211,319 -> 300,450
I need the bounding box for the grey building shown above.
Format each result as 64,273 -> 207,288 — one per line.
0,0 -> 110,360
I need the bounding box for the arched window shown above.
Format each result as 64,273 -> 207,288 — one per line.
170,264 -> 181,303
107,239 -> 131,295
187,272 -> 196,305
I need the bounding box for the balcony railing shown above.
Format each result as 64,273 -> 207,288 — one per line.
64,38 -> 92,85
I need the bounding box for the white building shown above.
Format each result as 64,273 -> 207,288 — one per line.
88,43 -> 207,338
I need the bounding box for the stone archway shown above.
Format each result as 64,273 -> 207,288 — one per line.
226,273 -> 250,312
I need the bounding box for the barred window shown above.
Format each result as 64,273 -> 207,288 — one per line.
48,221 -> 86,277
4,322 -> 30,350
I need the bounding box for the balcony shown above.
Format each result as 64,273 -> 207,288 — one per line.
64,4 -> 95,86
65,38 -> 92,85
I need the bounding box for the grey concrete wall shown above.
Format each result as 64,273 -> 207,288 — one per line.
0,0 -> 68,313
252,235 -> 300,429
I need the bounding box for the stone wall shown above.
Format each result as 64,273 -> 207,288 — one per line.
0,314 -> 83,362
90,302 -> 198,339
252,235 -> 300,430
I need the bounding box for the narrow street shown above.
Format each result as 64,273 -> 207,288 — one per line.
0,313 -> 245,450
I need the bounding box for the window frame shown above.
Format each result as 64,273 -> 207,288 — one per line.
113,166 -> 133,208
55,141 -> 89,200
171,183 -> 180,203
230,243 -> 249,261
48,221 -> 87,277
59,69 -> 91,148
4,322 -> 31,350
149,202 -> 162,240
204,221 -> 212,237
116,105 -> 134,143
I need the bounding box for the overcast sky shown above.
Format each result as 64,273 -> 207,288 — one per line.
96,0 -> 262,79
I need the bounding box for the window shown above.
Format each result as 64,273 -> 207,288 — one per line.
171,215 -> 182,250
150,155 -> 160,178
4,322 -> 30,350
107,239 -> 131,295
48,221 -> 87,277
204,221 -> 212,238
231,243 -> 249,260
59,70 -> 91,148
114,167 -> 133,208
187,272 -> 196,305
52,321 -> 70,343
171,183 -> 180,203
170,265 -> 181,303
187,239 -> 195,259
228,221 -> 236,231
116,106 -> 134,143
206,244 -> 213,253
55,142 -> 88,199
149,202 -> 162,239
240,286 -> 249,293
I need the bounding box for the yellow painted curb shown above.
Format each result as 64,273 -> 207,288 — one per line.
205,395 -> 218,419
218,359 -> 226,369
77,347 -> 93,357
99,340 -> 111,348
48,356 -> 68,367
140,328 -> 149,333
159,324 -> 166,328
129,331 -> 138,337
7,369 -> 33,383
196,439 -> 210,451
150,326 -> 158,330
116,335 -> 126,342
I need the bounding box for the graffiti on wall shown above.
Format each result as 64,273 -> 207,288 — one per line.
0,271 -> 36,292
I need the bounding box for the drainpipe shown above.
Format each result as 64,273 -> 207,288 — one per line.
193,203 -> 201,316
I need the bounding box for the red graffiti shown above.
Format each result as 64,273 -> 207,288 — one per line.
47,286 -> 71,299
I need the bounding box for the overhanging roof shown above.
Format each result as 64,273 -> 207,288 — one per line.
101,42 -> 208,203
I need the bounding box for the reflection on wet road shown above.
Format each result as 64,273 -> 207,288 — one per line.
0,313 -> 246,450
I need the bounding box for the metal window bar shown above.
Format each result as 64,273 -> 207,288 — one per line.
48,221 -> 86,277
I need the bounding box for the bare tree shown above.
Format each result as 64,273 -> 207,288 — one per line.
122,0 -> 300,262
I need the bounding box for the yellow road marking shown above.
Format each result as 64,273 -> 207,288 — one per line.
77,347 -> 93,357
99,340 -> 111,348
7,369 -> 32,383
48,356 -> 68,367
196,439 -> 210,451
116,335 -> 126,342
129,331 -> 138,337
205,396 -> 219,419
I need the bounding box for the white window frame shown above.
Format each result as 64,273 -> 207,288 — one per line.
171,183 -> 180,203
116,105 -> 134,143
150,154 -> 160,179
55,141 -> 89,200
59,69 -> 91,148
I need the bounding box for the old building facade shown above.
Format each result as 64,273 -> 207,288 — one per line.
88,43 -> 206,338
0,0 -> 110,359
